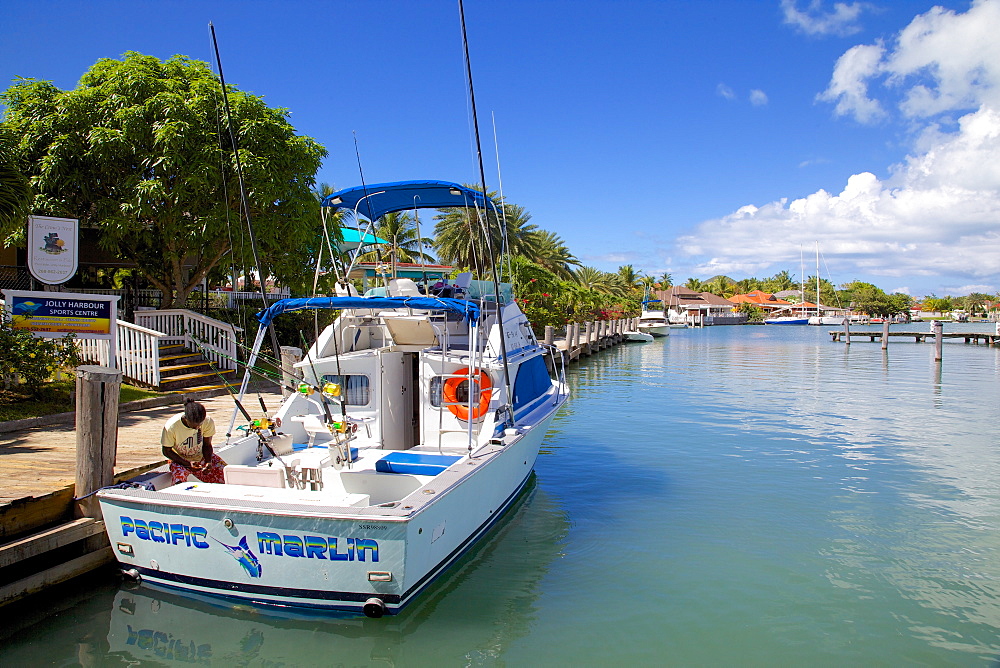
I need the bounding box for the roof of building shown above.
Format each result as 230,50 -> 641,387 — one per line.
654,286 -> 735,308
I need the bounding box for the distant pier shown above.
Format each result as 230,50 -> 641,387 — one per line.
829,330 -> 999,345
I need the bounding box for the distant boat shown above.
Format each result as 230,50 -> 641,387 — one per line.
808,316 -> 845,325
764,316 -> 809,325
637,299 -> 670,337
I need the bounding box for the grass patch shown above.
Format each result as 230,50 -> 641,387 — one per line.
0,380 -> 162,422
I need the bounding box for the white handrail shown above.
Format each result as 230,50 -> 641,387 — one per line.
135,309 -> 241,371
77,320 -> 167,387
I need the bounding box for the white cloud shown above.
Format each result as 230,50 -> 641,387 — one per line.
717,83 -> 736,100
781,0 -> 868,37
820,0 -> 1000,123
749,89 -> 769,106
676,105 -> 1000,291
817,43 -> 886,122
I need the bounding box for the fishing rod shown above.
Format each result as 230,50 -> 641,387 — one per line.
190,335 -> 335,404
299,330 -> 334,425
189,339 -> 293,472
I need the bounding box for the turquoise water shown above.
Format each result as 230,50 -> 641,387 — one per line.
3,325 -> 1000,666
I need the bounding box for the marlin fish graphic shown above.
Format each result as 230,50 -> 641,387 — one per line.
214,536 -> 262,578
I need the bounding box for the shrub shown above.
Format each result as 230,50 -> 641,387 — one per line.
0,310 -> 82,393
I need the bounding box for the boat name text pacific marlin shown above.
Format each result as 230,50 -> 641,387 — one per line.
119,516 -> 379,561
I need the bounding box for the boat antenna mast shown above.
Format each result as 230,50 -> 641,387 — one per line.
458,0 -> 513,422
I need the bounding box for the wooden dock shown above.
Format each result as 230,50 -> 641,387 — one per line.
0,384 -> 281,608
829,330 -> 999,344
545,318 -> 636,362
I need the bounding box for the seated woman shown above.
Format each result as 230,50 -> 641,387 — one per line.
161,398 -> 226,484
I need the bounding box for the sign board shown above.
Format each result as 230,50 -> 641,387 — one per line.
2,290 -> 117,339
27,216 -> 79,285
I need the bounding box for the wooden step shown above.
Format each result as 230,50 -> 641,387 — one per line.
159,369 -> 234,388
159,352 -> 203,364
159,361 -> 212,375
169,384 -> 231,394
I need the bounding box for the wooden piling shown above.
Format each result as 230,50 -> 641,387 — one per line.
882,319 -> 890,350
843,318 -> 851,345
279,346 -> 304,397
543,326 -> 554,347
933,320 -> 943,361
75,365 -> 122,520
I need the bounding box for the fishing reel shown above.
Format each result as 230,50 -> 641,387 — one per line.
297,382 -> 342,398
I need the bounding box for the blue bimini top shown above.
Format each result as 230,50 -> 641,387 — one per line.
321,180 -> 494,221
256,296 -> 481,326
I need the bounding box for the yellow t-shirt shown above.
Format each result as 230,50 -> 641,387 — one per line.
161,413 -> 216,462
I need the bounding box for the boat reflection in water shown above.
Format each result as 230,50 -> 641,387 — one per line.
98,480 -> 567,666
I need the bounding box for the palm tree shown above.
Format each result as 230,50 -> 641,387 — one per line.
658,272 -> 673,289
705,275 -> 736,297
434,187 -> 538,276
615,265 -> 643,291
531,230 -> 581,280
572,266 -> 619,293
684,277 -> 706,292
764,270 -> 795,292
356,211 -> 435,267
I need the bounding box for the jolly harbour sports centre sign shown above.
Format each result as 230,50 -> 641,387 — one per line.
2,290 -> 118,342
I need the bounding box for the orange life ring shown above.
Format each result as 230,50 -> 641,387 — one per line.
442,367 -> 493,421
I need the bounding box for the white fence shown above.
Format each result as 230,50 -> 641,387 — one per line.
134,309 -> 241,371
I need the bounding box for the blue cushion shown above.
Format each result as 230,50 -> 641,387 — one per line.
375,452 -> 462,476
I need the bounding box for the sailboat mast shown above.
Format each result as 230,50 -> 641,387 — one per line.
815,241 -> 820,317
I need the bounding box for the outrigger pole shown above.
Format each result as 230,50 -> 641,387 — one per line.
458,0 -> 513,427
209,23 -> 282,380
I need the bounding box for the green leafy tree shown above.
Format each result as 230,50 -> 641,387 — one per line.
842,281 -> 910,317
922,296 -> 954,314
959,292 -> 991,315
613,265 -> 643,296
735,302 -> 765,323
1,52 -> 326,307
657,273 -> 673,289
0,129 -> 32,236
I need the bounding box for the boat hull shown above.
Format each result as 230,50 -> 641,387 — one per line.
99,410 -> 558,616
637,325 -> 670,337
763,317 -> 809,325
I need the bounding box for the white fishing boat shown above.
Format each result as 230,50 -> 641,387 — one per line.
637,299 -> 670,337
98,181 -> 569,617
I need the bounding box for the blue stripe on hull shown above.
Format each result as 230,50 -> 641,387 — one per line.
131,470 -> 535,615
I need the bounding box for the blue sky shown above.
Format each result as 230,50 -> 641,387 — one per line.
3,0 -> 998,298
